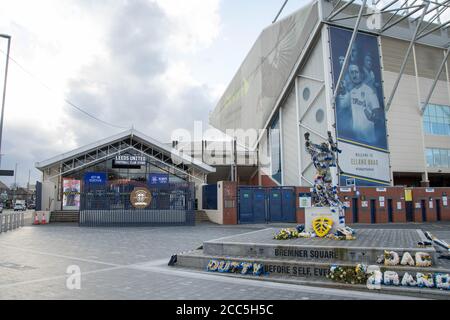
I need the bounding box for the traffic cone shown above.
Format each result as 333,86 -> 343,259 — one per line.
41,213 -> 47,225
33,213 -> 40,225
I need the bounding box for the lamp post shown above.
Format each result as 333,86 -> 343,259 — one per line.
0,34 -> 11,168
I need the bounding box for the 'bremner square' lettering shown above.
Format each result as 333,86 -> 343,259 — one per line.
274,249 -> 338,260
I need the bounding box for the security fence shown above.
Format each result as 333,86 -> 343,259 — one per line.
0,212 -> 25,233
79,181 -> 196,227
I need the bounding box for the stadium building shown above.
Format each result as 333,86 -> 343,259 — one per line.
210,0 -> 450,189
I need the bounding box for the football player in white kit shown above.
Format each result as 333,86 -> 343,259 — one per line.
347,64 -> 380,143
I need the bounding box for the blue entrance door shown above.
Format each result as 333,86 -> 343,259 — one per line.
238,188 -> 253,224
253,189 -> 267,223
269,189 -> 282,222
281,188 -> 296,222
239,187 -> 296,224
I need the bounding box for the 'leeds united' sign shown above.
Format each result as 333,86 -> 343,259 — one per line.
115,155 -> 146,166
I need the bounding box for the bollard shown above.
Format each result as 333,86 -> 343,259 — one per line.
21,211 -> 24,227
9,213 -> 13,231
0,214 -> 3,233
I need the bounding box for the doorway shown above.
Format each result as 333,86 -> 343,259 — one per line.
436,199 -> 442,221
388,199 -> 393,223
370,199 -> 376,224
352,198 -> 359,223
421,200 -> 427,222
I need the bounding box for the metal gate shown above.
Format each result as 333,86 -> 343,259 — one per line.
79,181 -> 195,227
238,187 -> 296,224
36,181 -> 42,211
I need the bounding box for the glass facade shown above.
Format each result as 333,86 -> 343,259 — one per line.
269,115 -> 282,184
423,104 -> 450,136
62,152 -> 187,191
426,148 -> 450,168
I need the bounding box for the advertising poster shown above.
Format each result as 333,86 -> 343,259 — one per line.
63,179 -> 81,210
329,26 -> 390,186
148,173 -> 170,186
84,172 -> 107,185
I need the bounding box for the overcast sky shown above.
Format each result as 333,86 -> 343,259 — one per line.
0,0 -> 310,187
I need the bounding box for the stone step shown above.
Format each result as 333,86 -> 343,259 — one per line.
50,211 -> 79,223
175,227 -> 450,297
195,211 -> 210,223
174,256 -> 450,299
203,228 -> 437,264
176,249 -> 450,282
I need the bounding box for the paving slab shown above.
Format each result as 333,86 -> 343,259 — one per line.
203,228 -> 436,264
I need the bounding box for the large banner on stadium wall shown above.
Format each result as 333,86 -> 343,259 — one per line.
329,26 -> 390,186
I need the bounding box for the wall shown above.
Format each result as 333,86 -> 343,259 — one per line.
222,181 -> 238,225
381,36 -> 450,179
281,88 -> 300,186
293,186 -> 450,225
204,182 -> 223,225
209,2 -> 320,148
201,181 -> 239,225
42,181 -> 57,212
297,35 -> 328,187
42,167 -> 60,212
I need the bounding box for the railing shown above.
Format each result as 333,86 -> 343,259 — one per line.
79,182 -> 196,227
0,212 -> 25,233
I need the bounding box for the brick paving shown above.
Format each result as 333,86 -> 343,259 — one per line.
207,228 -> 425,249
0,222 -> 446,300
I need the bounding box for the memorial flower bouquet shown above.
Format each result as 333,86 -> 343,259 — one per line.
274,228 -> 299,240
327,265 -> 367,285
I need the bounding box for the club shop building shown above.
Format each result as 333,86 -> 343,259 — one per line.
35,129 -> 215,226
205,0 -> 450,224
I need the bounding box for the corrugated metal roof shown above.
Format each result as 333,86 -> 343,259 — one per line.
35,129 -> 215,174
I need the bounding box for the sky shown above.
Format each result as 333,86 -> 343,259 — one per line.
0,0 -> 310,188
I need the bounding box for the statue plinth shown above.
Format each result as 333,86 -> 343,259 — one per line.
304,207 -> 346,234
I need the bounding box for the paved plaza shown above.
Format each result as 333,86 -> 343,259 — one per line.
0,220 -> 449,300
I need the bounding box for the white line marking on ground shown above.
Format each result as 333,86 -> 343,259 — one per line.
0,243 -> 121,267
0,266 -> 125,289
206,228 -> 272,242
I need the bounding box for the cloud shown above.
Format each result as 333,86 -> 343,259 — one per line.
0,0 -> 222,186
64,0 -> 219,144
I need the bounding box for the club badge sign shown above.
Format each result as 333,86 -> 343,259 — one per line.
313,217 -> 334,238
130,187 -> 152,209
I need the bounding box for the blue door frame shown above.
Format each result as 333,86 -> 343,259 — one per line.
238,187 -> 296,224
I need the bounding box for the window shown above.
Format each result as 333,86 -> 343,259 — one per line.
423,104 -> 450,136
426,148 -> 450,168
303,87 -> 310,101
269,115 -> 282,184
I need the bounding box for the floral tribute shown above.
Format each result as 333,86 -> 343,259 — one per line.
377,251 -> 433,268
327,264 -> 450,291
274,225 -> 356,241
326,264 -> 368,285
206,260 -> 265,276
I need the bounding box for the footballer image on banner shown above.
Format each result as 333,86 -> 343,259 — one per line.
329,26 -> 390,186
